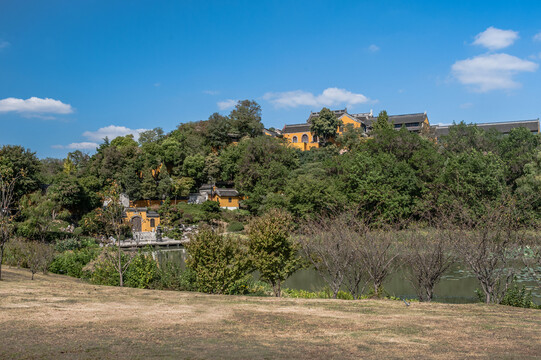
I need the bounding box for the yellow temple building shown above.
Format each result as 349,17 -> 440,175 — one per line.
278,109 -> 430,150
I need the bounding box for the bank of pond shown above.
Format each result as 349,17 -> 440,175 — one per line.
5,240 -> 530,308
156,249 -> 541,305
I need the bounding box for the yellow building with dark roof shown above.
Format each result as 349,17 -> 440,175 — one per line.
278,109 -> 431,151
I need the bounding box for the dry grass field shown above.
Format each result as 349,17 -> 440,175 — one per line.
0,266 -> 540,359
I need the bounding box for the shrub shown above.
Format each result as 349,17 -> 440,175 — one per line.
185,228 -> 251,294
227,221 -> 244,232
248,209 -> 301,297
3,238 -> 28,267
500,283 -> 538,309
49,247 -> 101,278
124,249 -> 159,289
151,260 -> 195,291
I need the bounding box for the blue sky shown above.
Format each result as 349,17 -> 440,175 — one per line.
1,0 -> 541,158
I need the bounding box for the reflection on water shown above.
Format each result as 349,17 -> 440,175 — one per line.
152,248 -> 540,304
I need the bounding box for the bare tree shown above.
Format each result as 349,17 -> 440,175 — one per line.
401,228 -> 455,302
97,182 -> 133,287
451,200 -> 523,304
0,167 -> 22,280
299,214 -> 369,299
361,230 -> 399,297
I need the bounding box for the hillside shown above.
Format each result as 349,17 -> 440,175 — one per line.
1,267 -> 540,359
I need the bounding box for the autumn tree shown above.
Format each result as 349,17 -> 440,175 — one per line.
247,209 -> 301,297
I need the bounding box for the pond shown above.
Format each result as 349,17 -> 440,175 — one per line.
153,248 -> 541,304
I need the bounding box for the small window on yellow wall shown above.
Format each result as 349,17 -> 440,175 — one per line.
313,135 -> 318,143
228,197 -> 232,203
150,219 -> 155,228
292,136 -> 298,143
301,134 -> 308,143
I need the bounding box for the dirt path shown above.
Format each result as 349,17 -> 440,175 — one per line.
1,267 -> 540,359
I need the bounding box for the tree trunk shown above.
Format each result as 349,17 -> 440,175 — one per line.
118,244 -> 123,287
0,245 -> 4,280
274,280 -> 281,297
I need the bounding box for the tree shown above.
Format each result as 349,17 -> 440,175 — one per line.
0,145 -> 41,204
17,191 -> 65,242
247,209 -> 301,297
402,228 -> 454,302
451,200 -> 522,304
515,149 -> 541,222
310,107 -> 342,146
0,167 -> 23,280
360,230 -> 399,297
23,240 -> 55,280
185,228 -> 251,294
96,182 -> 133,287
138,127 -> 164,145
372,110 -> 392,132
229,100 -> 263,138
206,113 -> 232,149
298,213 -> 370,299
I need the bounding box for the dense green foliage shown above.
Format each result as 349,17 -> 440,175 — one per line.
247,209 -> 302,296
185,229 -> 252,294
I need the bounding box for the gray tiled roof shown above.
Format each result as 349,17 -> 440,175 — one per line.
307,108 -> 348,122
432,119 -> 539,136
264,128 -> 280,137
215,188 -> 240,197
282,123 -> 311,133
388,113 -> 427,125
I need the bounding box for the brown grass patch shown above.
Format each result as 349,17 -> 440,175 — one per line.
1,266 -> 540,359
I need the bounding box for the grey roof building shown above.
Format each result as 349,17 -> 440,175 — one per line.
432,119 -> 540,137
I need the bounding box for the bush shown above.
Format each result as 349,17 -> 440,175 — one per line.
500,283 -> 539,309
49,247 -> 101,278
151,260 -> 195,291
3,238 -> 28,267
227,221 -> 244,232
54,237 -> 98,252
185,228 -> 251,294
124,249 -> 159,289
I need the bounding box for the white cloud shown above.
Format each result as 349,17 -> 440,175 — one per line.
263,87 -> 370,108
451,53 -> 538,92
217,99 -> 237,110
368,44 -> 380,53
0,97 -> 73,115
473,27 -> 519,50
52,142 -> 98,150
0,40 -> 10,50
82,125 -> 149,142
534,32 -> 541,42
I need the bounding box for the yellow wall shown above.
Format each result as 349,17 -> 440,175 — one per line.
209,194 -> 242,209
282,131 -> 319,150
124,210 -> 160,232
337,114 -> 363,134
282,115 -> 363,151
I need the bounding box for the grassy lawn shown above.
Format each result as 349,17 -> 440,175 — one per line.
1,267 -> 540,359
